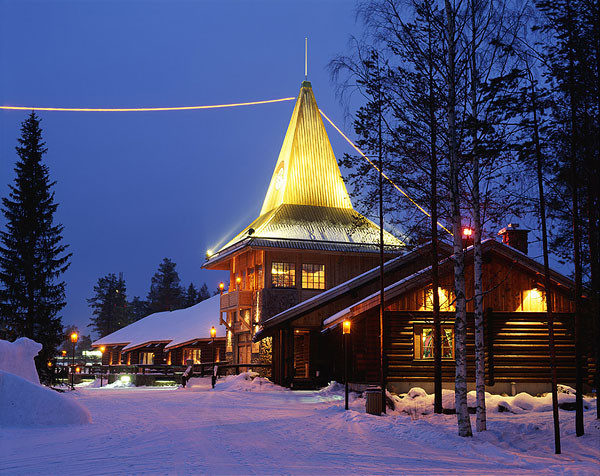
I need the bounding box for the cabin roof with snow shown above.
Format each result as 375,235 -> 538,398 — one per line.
203,81 -> 404,269
321,238 -> 575,332
92,295 -> 225,351
254,238 -> 575,339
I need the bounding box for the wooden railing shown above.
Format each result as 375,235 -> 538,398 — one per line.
87,362 -> 271,378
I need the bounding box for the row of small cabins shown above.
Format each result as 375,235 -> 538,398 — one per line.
93,80 -> 594,394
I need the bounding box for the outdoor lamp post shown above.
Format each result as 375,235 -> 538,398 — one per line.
70,332 -> 78,390
99,346 -> 106,387
210,326 -> 217,389
219,282 -> 225,294
343,319 -> 351,410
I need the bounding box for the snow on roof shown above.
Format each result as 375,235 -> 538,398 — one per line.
322,265 -> 434,329
92,295 -> 225,351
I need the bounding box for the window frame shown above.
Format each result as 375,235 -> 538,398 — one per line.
271,261 -> 296,288
413,325 -> 455,361
183,348 -> 202,364
301,263 -> 326,290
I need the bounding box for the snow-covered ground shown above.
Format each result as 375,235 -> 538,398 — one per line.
1,376 -> 598,476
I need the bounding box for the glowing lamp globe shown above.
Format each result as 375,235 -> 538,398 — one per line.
70,332 -> 78,343
210,326 -> 217,339
343,320 -> 351,335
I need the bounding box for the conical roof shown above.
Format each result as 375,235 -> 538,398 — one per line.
260,81 -> 353,214
204,82 -> 404,267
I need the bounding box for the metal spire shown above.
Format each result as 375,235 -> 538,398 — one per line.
305,37 -> 308,80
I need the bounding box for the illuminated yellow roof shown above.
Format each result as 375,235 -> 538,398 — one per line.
204,82 -> 405,267
260,81 -> 353,214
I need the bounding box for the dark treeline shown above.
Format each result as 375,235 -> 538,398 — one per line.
88,258 -> 213,338
332,0 -> 598,439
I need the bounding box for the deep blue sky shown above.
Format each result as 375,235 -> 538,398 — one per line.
0,0 -> 365,335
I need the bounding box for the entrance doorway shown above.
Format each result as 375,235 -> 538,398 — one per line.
293,330 -> 310,378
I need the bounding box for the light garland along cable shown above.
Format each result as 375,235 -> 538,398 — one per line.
1,93 -> 450,236
319,108 -> 453,237
0,97 -> 295,112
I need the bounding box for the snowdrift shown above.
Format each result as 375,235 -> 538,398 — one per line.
387,386 -> 593,415
0,337 -> 42,384
213,371 -> 288,392
0,370 -> 91,427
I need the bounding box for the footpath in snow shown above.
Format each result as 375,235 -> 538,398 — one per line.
1,372 -> 598,476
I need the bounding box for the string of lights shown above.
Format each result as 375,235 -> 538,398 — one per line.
319,109 -> 453,236
0,97 -> 295,112
0,94 -> 450,235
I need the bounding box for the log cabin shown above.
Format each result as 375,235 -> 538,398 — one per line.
256,230 -> 594,395
202,81 -> 405,372
92,295 -> 225,369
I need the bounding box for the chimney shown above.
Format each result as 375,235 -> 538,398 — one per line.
498,223 -> 529,254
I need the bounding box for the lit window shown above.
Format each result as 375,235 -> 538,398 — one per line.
257,265 -> 263,289
139,352 -> 154,365
271,262 -> 296,288
414,326 -> 454,360
183,348 -> 201,364
302,264 -> 325,289
421,287 -> 455,311
519,288 -> 547,312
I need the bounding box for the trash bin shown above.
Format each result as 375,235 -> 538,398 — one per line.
365,387 -> 382,415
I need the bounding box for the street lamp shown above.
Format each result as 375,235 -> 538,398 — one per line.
99,346 -> 106,387
210,326 -> 217,388
219,282 -> 225,294
343,319 -> 351,410
70,332 -> 78,390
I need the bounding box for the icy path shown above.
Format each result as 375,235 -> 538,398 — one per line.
1,379 -> 598,475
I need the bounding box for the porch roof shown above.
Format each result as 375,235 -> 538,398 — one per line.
254,241 -> 453,340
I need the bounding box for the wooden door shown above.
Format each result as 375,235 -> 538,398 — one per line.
293,330 -> 310,378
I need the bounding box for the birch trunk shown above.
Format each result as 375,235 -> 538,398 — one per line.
470,0 -> 486,433
445,0 -> 472,437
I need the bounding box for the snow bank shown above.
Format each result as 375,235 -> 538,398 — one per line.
0,337 -> 42,384
388,387 -> 593,415
0,370 -> 91,427
213,371 -> 287,392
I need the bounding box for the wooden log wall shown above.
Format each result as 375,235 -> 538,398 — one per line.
382,311 -> 583,384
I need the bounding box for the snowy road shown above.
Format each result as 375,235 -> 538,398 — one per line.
1,378 -> 598,475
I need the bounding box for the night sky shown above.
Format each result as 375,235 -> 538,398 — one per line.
0,1 -> 364,335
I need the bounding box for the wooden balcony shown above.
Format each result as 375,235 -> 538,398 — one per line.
220,290 -> 253,311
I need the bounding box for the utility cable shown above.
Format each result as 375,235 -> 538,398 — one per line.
0,97 -> 295,112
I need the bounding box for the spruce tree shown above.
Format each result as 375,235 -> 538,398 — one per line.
147,258 -> 184,313
128,296 -> 148,323
87,273 -> 128,337
0,112 -> 71,381
184,283 -> 199,307
198,283 -> 210,302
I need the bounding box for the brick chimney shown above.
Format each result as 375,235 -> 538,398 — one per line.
498,223 -> 529,254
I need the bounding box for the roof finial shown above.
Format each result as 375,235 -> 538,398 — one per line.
305,37 -> 308,80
